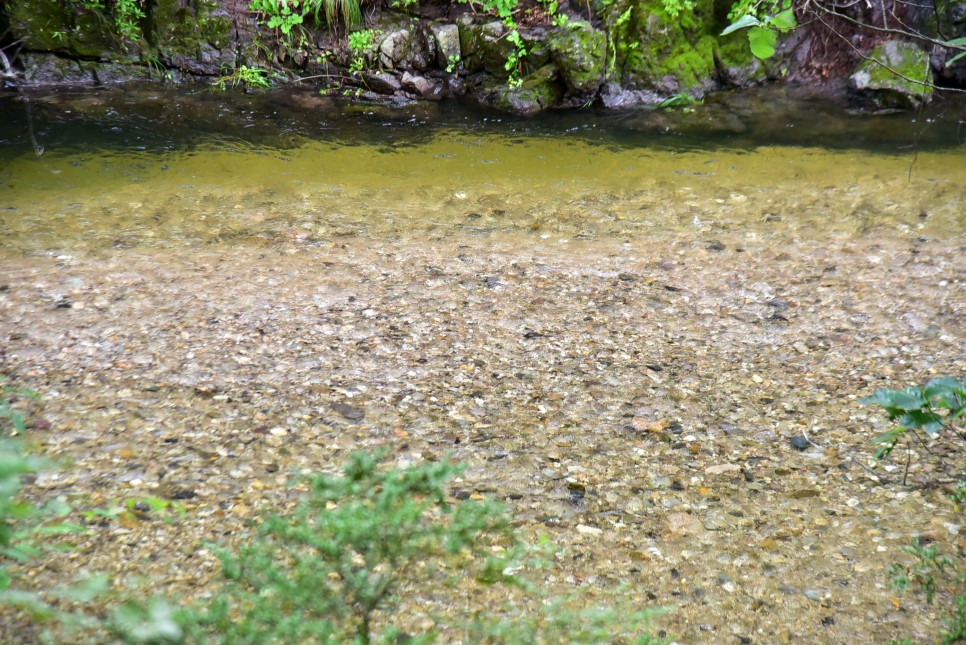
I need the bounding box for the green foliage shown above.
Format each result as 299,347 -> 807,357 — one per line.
1,443 -> 667,643
82,496 -> 186,526
947,37 -> 966,68
860,376 -> 966,463
721,0 -> 796,59
950,481 -> 966,505
72,0 -> 146,44
458,0 -> 527,86
176,451 -> 518,643
0,383 -> 96,639
661,0 -> 695,20
504,29 -> 527,87
213,65 -> 274,90
348,29 -> 379,73
540,0 -> 569,27
942,595 -> 966,644
889,538 -> 957,605
446,54 -> 461,74
657,92 -> 697,110
468,589 -> 670,643
249,0 -> 362,34
885,536 -> 966,645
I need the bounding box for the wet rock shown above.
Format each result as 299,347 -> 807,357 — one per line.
431,23 -> 461,69
361,72 -> 402,95
599,82 -> 663,108
849,40 -> 933,108
789,435 -> 810,451
401,72 -> 444,100
491,65 -> 565,115
331,402 -> 365,420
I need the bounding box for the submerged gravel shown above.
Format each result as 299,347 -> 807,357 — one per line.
0,229 -> 964,643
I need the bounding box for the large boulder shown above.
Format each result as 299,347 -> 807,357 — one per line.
849,40 -> 933,108
548,22 -> 606,95
430,23 -> 461,69
490,64 -> 565,114
458,18 -> 516,78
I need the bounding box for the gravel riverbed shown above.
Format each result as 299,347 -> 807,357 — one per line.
0,229 -> 963,643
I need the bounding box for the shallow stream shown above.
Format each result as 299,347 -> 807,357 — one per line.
0,84 -> 964,644
2,84 -> 965,252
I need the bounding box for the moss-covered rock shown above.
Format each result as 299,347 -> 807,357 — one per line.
7,0 -> 117,59
548,22 -> 606,94
430,23 -> 461,69
153,0 -> 234,74
458,18 -> 515,78
605,0 -> 719,96
848,40 -> 933,108
490,64 -> 565,114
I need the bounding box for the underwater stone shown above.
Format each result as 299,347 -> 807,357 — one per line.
849,40 -> 933,108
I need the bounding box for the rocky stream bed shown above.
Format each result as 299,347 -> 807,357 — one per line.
0,224 -> 963,642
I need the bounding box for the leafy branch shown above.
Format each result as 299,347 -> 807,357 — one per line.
861,376 -> 966,483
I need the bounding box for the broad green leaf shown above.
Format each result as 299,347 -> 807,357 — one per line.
860,387 -> 927,411
898,410 -> 944,434
769,8 -> 797,31
60,573 -> 110,602
923,376 -> 965,398
748,26 -> 777,59
31,522 -> 88,536
721,13 -> 759,36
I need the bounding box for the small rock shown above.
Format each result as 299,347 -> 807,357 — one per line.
789,435 -> 810,451
576,523 -> 603,536
664,511 -> 704,537
331,402 -> 365,420
705,463 -> 742,476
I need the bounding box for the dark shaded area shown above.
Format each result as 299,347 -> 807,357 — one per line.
1,83 -> 965,158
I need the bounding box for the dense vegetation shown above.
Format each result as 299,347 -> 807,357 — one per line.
3,0 -> 965,110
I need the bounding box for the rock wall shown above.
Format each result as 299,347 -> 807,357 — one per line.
2,0 -> 962,112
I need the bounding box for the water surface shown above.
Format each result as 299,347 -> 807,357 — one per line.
2,85 -> 964,253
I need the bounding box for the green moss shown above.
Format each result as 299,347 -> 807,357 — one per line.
153,0 -> 232,57
609,0 -> 721,92
491,64 -> 565,114
850,40 -> 933,108
7,0 -> 115,57
548,23 -> 606,93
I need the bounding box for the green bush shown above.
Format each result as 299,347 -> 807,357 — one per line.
176,452 -> 516,643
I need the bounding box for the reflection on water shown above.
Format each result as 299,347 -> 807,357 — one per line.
0,84 -> 964,253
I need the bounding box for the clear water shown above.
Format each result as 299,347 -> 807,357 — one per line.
1,84 -> 964,253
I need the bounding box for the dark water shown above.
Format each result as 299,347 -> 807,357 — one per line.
2,83 -> 966,157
